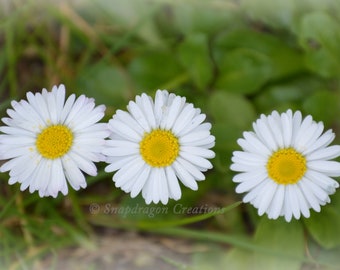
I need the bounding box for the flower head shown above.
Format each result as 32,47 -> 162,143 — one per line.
103,90 -> 215,204
230,110 -> 340,222
0,85 -> 109,197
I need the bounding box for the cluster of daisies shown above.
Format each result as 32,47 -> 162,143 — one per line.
0,84 -> 339,222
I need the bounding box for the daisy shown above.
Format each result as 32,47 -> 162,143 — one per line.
0,84 -> 109,197
230,109 -> 340,222
103,90 -> 215,204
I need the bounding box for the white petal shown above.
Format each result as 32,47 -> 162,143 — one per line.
46,88 -> 58,124
176,157 -> 205,181
308,160 -> 340,176
127,100 -> 151,133
154,90 -> 168,126
230,163 -> 263,172
298,179 -> 321,212
281,110 -> 293,147
232,169 -> 267,183
102,147 -> 139,156
60,93 -> 76,124
242,179 -> 268,203
149,170 -> 160,204
63,95 -> 88,126
142,174 -> 154,204
105,139 -> 136,149
158,168 -> 169,204
140,93 -> 157,129
235,172 -> 267,193
54,84 -> 66,122
62,155 -> 87,190
47,158 -> 68,197
114,159 -> 145,188
291,110 -> 302,143
307,145 -> 340,161
181,135 -> 215,147
105,156 -> 137,172
72,105 -> 105,131
258,180 -> 277,216
286,185 -> 301,220
115,110 -> 145,135
302,178 -> 331,203
173,161 -> 198,190
166,166 -> 181,200
267,184 -> 285,219
294,185 -> 310,218
29,159 -> 48,195
179,152 -> 212,170
68,152 -> 97,176
0,126 -> 35,136
163,96 -> 183,130
108,119 -> 141,142
180,146 -> 215,159
172,103 -> 196,135
231,151 -> 267,166
130,165 -> 151,198
267,111 -> 284,148
302,130 -> 334,155
177,113 -> 206,137
0,146 -> 32,159
282,189 -> 293,222
305,170 -> 339,193
239,132 -> 271,156
180,130 -> 211,144
253,115 -> 277,151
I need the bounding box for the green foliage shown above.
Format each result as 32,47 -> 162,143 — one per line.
223,218 -> 306,270
304,204 -> 340,249
298,11 -> 340,77
213,29 -> 304,94
252,218 -> 304,270
1,0 -> 340,269
76,60 -> 131,108
177,33 -> 213,90
303,90 -> 340,126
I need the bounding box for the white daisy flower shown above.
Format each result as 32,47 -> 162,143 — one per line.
0,84 -> 109,197
231,109 -> 340,222
103,90 -> 215,204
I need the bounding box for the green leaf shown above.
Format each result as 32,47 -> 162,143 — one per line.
304,205 -> 340,249
163,1 -> 244,36
208,91 -> 256,155
306,239 -> 340,270
94,0 -> 163,47
215,48 -> 272,94
192,246 -> 227,270
176,33 -> 213,90
208,91 -> 256,129
240,0 -> 296,29
254,76 -> 322,113
302,90 -> 340,126
211,122 -> 242,155
298,12 -> 340,78
223,248 -> 253,270
76,61 -> 129,108
253,218 -> 304,270
213,30 -> 304,94
128,49 -> 184,90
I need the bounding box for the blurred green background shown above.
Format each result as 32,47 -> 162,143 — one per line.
1,0 -> 340,269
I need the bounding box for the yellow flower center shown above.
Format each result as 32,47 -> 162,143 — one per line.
36,125 -> 73,159
140,129 -> 180,167
266,148 -> 307,185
